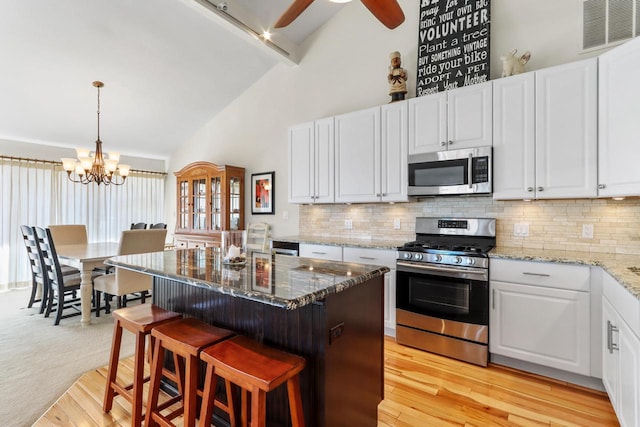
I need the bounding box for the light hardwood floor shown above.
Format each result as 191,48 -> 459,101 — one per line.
35,337 -> 618,426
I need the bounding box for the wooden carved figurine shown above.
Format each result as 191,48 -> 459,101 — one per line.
388,51 -> 407,102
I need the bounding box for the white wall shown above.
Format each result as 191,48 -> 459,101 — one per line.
166,0 -> 608,239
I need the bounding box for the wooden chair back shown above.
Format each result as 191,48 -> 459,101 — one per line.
246,222 -> 270,253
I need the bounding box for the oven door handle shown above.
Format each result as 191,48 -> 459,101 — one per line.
396,261 -> 487,276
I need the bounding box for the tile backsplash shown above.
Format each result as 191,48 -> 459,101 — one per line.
299,197 -> 640,254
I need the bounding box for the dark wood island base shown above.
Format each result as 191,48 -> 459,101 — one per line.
153,274 -> 383,426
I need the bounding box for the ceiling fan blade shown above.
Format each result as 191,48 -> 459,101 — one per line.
360,0 -> 405,29
274,0 -> 316,28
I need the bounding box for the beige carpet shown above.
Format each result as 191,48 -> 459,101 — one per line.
0,288 -> 135,427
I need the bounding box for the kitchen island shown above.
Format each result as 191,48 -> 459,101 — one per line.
106,248 -> 389,427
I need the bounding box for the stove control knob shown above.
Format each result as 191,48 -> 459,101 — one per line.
467,258 -> 475,265
403,252 -> 412,260
415,253 -> 423,261
454,256 -> 462,264
435,254 -> 442,262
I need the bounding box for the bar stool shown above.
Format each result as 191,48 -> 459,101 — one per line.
199,335 -> 306,427
103,304 -> 182,427
145,318 -> 235,427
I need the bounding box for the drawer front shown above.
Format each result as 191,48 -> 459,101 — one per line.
490,258 -> 590,291
343,247 -> 396,269
299,243 -> 343,261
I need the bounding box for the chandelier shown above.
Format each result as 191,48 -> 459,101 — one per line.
61,81 -> 130,185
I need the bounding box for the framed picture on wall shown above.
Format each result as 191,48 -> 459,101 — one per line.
251,171 -> 275,215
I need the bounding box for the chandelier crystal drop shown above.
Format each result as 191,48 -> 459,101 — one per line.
61,81 -> 130,185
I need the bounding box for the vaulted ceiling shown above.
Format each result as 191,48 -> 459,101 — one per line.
0,0 -> 346,159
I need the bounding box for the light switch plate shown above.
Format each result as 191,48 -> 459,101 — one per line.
393,218 -> 401,230
345,219 -> 353,229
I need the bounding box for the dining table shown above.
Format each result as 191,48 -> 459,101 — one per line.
56,242 -> 120,325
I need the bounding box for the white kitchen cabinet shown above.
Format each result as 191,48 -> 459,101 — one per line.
343,247 -> 397,336
598,36 -> 640,198
493,58 -> 598,200
379,101 -> 408,203
489,259 -> 591,375
408,81 -> 492,155
492,72 -> 536,200
299,243 -> 342,261
334,107 -> 381,203
602,273 -> 640,427
288,118 -> 334,204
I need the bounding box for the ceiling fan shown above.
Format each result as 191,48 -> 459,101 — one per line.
274,0 -> 405,30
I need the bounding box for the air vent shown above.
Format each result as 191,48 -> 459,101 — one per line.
581,0 -> 638,51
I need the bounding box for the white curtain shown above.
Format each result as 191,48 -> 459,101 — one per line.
0,158 -> 165,291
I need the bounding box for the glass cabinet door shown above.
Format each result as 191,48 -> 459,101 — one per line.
210,176 -> 221,230
178,179 -> 189,229
192,178 -> 207,230
229,176 -> 241,230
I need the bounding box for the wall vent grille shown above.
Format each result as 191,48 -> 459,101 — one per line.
581,0 -> 638,51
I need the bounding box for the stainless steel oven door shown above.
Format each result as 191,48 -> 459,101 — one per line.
396,260 -> 489,326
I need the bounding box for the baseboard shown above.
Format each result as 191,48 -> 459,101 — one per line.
490,353 -> 605,391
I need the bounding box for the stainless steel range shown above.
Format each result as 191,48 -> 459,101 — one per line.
396,217 -> 496,366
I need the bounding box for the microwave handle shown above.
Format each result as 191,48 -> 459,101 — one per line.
468,153 -> 473,188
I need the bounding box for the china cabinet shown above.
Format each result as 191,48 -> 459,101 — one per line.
174,161 -> 245,249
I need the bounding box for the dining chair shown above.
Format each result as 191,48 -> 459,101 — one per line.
130,222 -> 147,230
93,229 -> 167,314
246,222 -> 270,253
47,224 -> 88,245
20,225 -> 80,314
148,222 -> 167,229
34,226 -> 86,325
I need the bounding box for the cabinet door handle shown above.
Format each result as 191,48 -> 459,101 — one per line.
492,289 -> 495,310
359,256 -> 376,260
526,187 -> 534,192
448,140 -> 453,145
312,251 -> 327,255
522,272 -> 550,277
376,193 -> 381,197
468,153 -> 473,188
607,320 -> 619,353
598,184 -> 606,189
440,141 -> 447,146
537,187 -> 544,192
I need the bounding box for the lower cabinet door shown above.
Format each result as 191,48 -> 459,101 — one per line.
618,313 -> 640,427
602,297 -> 619,410
490,281 -> 590,375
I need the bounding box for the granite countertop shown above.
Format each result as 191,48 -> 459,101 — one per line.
272,235 -> 405,251
106,248 -> 389,310
490,247 -> 640,299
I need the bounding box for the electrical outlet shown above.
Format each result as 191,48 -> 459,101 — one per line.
344,219 -> 353,229
582,224 -> 594,239
393,218 -> 401,230
513,223 -> 529,237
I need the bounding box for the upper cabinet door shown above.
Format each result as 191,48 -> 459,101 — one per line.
334,106 -> 381,203
381,101 -> 408,203
288,121 -> 315,204
314,117 -> 335,203
599,36 -> 640,198
535,58 -> 598,199
447,81 -> 493,150
408,92 -> 447,154
492,73 -> 536,200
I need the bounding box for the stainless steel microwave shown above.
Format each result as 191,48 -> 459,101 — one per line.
408,146 -> 492,196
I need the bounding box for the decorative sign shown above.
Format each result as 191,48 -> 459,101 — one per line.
416,0 -> 490,96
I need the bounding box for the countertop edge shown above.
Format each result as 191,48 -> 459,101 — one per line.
489,249 -> 640,300
107,257 -> 390,310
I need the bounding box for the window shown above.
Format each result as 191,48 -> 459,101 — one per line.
581,0 -> 639,51
0,158 -> 165,291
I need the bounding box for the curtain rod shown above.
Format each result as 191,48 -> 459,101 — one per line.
0,155 -> 167,177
